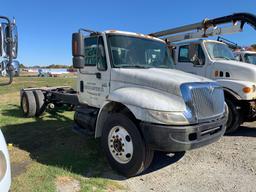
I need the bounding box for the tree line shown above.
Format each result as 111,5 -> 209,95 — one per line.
19,64 -> 72,69
19,44 -> 256,69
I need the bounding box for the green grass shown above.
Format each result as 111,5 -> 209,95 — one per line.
0,76 -> 76,95
0,76 -> 124,192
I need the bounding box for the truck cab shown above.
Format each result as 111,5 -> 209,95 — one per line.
174,39 -> 256,133
72,30 -> 227,176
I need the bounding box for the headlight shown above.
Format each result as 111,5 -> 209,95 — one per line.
148,110 -> 189,125
0,150 -> 7,182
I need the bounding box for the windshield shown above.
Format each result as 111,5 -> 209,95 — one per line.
244,53 -> 256,64
205,42 -> 235,60
108,35 -> 174,69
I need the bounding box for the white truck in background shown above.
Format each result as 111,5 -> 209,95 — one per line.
149,12 -> 256,133
0,16 -> 18,192
20,29 -> 227,177
217,36 -> 256,65
234,51 -> 256,64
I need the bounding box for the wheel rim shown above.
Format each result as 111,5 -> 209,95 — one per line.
22,96 -> 28,114
108,126 -> 133,164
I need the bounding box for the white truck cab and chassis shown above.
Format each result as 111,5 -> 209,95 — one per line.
20,30 -> 227,177
149,12 -> 256,133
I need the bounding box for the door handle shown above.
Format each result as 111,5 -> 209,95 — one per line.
95,72 -> 101,79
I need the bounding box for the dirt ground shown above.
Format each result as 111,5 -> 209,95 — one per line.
112,123 -> 256,192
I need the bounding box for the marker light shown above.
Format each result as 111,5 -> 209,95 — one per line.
214,70 -> 219,77
243,87 -> 251,94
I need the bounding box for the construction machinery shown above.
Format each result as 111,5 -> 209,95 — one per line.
0,16 -> 18,86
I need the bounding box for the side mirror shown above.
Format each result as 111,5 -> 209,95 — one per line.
188,44 -> 200,66
72,32 -> 85,69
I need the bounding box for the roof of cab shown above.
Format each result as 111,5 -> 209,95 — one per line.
235,50 -> 256,54
173,38 -> 226,45
104,30 -> 165,43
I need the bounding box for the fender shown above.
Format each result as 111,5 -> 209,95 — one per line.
94,87 -> 186,138
222,87 -> 241,100
216,79 -> 256,100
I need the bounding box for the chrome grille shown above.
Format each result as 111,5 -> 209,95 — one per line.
191,86 -> 224,120
181,83 -> 225,122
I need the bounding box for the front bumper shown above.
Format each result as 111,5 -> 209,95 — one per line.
140,116 -> 226,152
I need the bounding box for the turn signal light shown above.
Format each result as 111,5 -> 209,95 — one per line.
243,87 -> 251,93
214,70 -> 219,77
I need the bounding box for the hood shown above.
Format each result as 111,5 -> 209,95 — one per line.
213,60 -> 256,82
111,68 -> 212,96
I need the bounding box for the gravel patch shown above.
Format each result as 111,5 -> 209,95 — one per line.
121,124 -> 256,192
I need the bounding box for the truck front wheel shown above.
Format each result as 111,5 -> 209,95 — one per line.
101,113 -> 153,177
225,99 -> 241,134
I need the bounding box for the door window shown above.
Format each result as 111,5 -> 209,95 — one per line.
178,45 -> 190,62
84,36 -> 107,70
178,44 -> 205,65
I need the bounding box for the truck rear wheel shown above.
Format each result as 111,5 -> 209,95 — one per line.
33,90 -> 46,116
101,113 -> 154,177
225,99 -> 241,134
21,91 -> 36,117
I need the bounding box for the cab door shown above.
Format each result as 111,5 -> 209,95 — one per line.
77,35 -> 110,108
175,44 -> 206,76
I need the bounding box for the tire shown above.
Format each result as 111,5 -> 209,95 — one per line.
143,145 -> 154,171
21,91 -> 36,117
225,99 -> 241,134
33,90 -> 46,116
101,113 -> 154,177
